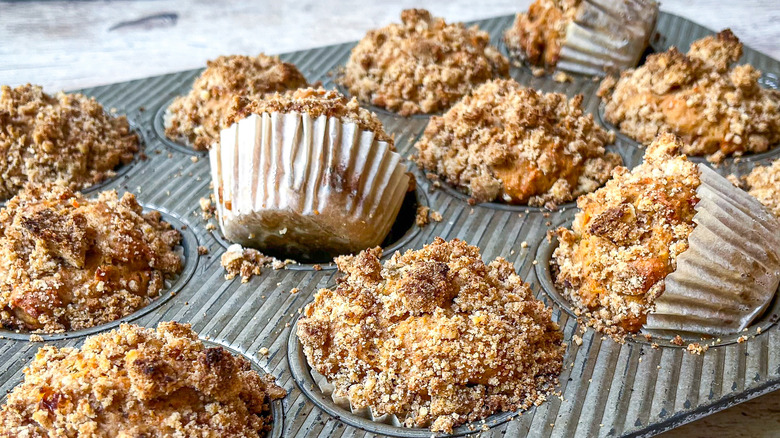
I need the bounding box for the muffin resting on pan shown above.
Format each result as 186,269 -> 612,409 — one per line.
415,79 -> 621,207
165,54 -> 308,150
504,0 -> 658,75
0,184 -> 182,333
553,134 -> 780,338
744,158 -> 780,218
297,237 -> 564,433
599,30 -> 780,162
339,9 -> 509,116
0,84 -> 138,201
211,88 -> 409,261
0,322 -> 286,437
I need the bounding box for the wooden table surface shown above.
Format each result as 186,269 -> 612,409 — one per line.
1,1 -> 779,436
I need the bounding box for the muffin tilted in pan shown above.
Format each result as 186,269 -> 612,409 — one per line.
553,133 -> 780,338
297,237 -> 564,433
165,54 -> 308,150
0,322 -> 286,437
599,30 -> 780,162
0,184 -> 183,333
339,8 -> 509,116
415,78 -> 621,208
210,88 -> 410,262
504,0 -> 658,76
744,157 -> 780,218
0,84 -> 138,201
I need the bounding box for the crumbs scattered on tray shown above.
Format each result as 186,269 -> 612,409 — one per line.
415,205 -> 443,227
221,244 -> 292,282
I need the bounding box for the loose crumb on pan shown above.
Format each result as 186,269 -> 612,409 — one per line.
415,79 -> 620,207
415,206 -> 443,227
165,54 -> 308,150
553,134 -> 700,338
599,30 -> 780,162
671,335 -> 685,346
0,84 -> 138,200
744,157 -> 780,217
0,183 -> 183,333
686,342 -> 709,355
297,237 -> 564,433
227,88 -> 393,146
0,322 -> 286,437
221,244 -> 290,282
339,9 -> 509,116
503,0 -> 577,69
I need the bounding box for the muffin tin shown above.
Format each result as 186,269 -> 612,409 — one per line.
0,11 -> 779,438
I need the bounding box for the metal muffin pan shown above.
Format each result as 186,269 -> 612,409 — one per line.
0,11 -> 778,438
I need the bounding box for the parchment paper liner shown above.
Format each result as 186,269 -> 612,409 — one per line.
557,0 -> 658,76
210,111 -> 409,261
644,164 -> 780,336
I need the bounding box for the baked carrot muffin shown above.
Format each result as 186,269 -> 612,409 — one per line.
744,158 -> 780,218
553,133 -> 780,337
339,9 -> 509,116
165,54 -> 308,150
599,30 -> 780,162
415,79 -> 621,207
0,184 -> 182,333
0,84 -> 138,201
504,0 -> 657,75
0,322 -> 286,437
297,237 -> 564,433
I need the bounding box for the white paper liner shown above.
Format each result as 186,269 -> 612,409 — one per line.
557,0 -> 658,76
645,164 -> 780,336
310,368 -> 406,427
210,112 -> 409,260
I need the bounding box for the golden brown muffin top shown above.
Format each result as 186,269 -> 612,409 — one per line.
415,78 -> 620,207
0,184 -> 182,333
339,9 -> 509,116
553,134 -> 700,336
504,0 -> 579,68
228,87 -> 393,145
297,237 -> 564,433
0,84 -> 138,201
0,322 -> 286,437
599,30 -> 780,162
745,158 -> 780,218
165,54 -> 308,150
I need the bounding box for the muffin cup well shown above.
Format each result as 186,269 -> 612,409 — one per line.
210,111 -> 410,262
644,164 -> 780,336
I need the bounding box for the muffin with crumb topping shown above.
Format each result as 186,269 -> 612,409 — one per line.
553,133 -> 780,338
415,78 -> 620,208
339,9 -> 509,116
0,84 -> 138,201
165,54 -> 308,150
599,30 -> 780,162
297,237 -> 564,433
0,183 -> 182,333
0,322 -> 286,437
744,158 -> 780,218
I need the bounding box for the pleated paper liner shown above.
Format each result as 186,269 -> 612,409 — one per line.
210,111 -> 409,262
644,164 -> 780,336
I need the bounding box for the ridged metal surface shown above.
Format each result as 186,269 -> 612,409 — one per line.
0,12 -> 778,438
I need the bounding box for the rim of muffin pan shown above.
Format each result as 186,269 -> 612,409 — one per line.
286,296 -> 572,438
208,183 -> 428,271
596,100 -> 780,167
535,216 -> 780,349
0,204 -> 200,342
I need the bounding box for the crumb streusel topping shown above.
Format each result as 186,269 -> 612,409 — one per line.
0,184 -> 182,333
745,158 -> 780,217
415,79 -> 621,207
553,134 -> 700,336
599,30 -> 780,162
504,0 -> 578,68
0,84 -> 138,201
165,54 -> 308,150
339,9 -> 509,116
227,88 -> 393,145
0,322 -> 286,437
297,237 -> 564,433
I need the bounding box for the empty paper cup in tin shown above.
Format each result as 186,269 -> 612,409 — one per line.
210,89 -> 410,262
